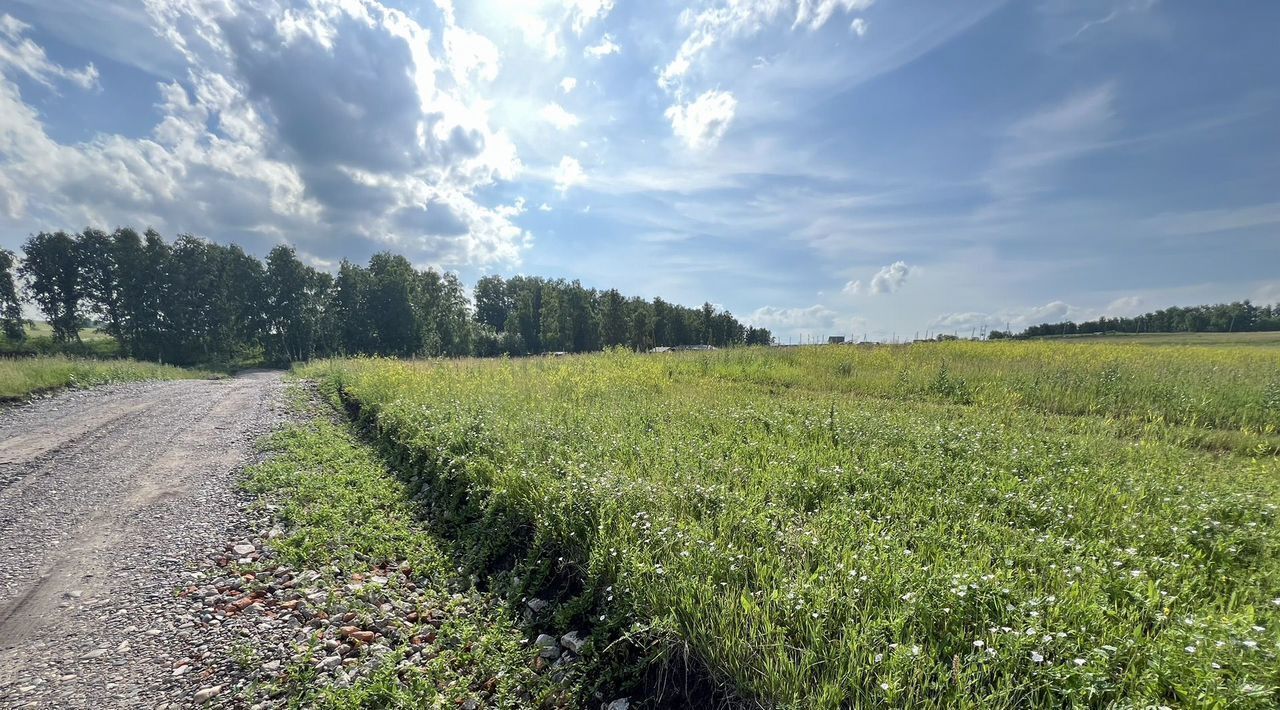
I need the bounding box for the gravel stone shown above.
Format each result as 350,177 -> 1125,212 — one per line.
0,372 -> 284,708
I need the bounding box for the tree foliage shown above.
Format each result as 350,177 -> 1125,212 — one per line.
4,226 -> 772,363
995,301 -> 1280,339
0,248 -> 25,341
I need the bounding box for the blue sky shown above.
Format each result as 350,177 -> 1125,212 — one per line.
1,0 -> 1277,341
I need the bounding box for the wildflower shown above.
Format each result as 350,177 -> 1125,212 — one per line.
1030,651 -> 1044,663
1184,646 -> 1196,654
1073,658 -> 1086,666
911,645 -> 921,656
973,640 -> 985,648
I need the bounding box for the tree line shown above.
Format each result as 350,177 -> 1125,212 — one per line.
0,228 -> 772,365
988,301 -> 1280,339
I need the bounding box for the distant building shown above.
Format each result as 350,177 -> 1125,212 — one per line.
827,336 -> 846,344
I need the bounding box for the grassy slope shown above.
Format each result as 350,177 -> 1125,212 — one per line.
242,391 -> 566,708
303,343 -> 1280,708
0,355 -> 212,401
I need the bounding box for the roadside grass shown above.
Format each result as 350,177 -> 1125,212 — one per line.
240,389 -> 568,708
301,346 -> 1280,708
0,355 -> 214,401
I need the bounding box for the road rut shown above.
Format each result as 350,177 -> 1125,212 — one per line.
0,371 -> 283,708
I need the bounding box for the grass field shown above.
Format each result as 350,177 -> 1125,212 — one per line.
1032,331 -> 1280,348
0,355 -> 212,400
303,341 -> 1280,708
0,322 -> 121,358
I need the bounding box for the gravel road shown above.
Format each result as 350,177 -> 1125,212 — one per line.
0,372 -> 284,708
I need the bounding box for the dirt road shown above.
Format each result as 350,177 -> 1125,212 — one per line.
0,372 -> 283,708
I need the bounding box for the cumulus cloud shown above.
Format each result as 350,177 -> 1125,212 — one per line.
844,261 -> 913,296
539,102 -> 580,131
869,260 -> 912,294
538,202 -> 552,212
554,156 -> 585,193
1102,295 -> 1144,317
584,33 -> 620,58
559,76 -> 577,94
850,17 -> 868,36
747,304 -> 838,331
665,89 -> 737,150
0,1 -> 531,267
932,300 -> 1099,334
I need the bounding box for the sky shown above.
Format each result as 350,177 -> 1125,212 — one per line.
1,0 -> 1277,342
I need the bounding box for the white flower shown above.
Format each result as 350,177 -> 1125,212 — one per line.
1073,658 -> 1086,666
1184,646 -> 1196,654
1030,651 -> 1044,663
973,640 -> 985,648
880,683 -> 889,691
911,645 -> 921,656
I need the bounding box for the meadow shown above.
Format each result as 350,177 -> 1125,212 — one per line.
303,341 -> 1280,708
0,355 -> 211,400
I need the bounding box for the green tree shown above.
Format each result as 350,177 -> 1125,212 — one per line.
540,285 -> 566,352
0,248 -> 24,341
473,275 -> 511,331
331,260 -> 372,354
599,289 -> 627,348
77,228 -> 123,338
366,252 -> 420,356
19,231 -> 84,342
264,245 -> 317,362
628,297 -> 654,351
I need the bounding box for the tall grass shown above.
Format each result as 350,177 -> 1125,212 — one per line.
303,343 -> 1280,708
0,355 -> 211,400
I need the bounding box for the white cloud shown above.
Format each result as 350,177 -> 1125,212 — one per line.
1102,295 -> 1144,317
987,83 -> 1116,198
850,17 -> 868,36
0,1 -> 531,267
584,33 -> 620,58
869,260 -> 912,294
747,304 -> 838,331
0,13 -> 99,89
659,0 -> 873,91
933,300 -> 1089,334
794,0 -> 876,32
845,261 -> 913,296
539,102 -> 580,131
559,76 -> 577,94
538,202 -> 552,211
567,0 -> 616,35
1254,282 -> 1280,305
518,15 -> 562,59
665,89 -> 737,150
444,26 -> 500,84
554,155 -> 585,193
